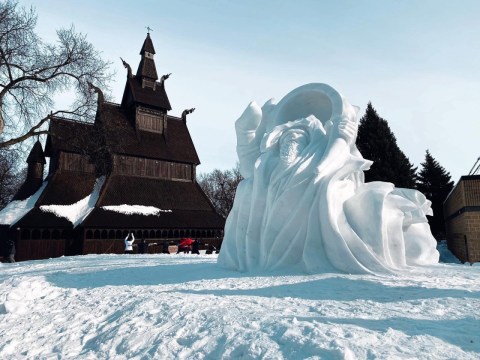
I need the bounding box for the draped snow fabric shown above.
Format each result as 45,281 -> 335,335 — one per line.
218,83 -> 439,274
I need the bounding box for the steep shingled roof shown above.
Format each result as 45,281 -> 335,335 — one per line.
124,76 -> 171,110
82,208 -> 225,229
12,179 -> 43,201
136,57 -> 158,80
43,103 -> 199,165
139,33 -> 155,55
97,175 -> 213,210
15,208 -> 73,227
27,141 -> 46,164
82,175 -> 225,229
101,103 -> 199,163
36,172 -> 97,206
45,118 -> 95,156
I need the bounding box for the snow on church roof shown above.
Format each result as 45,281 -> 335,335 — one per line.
0,182 -> 48,226
40,177 -> 105,228
101,205 -> 172,216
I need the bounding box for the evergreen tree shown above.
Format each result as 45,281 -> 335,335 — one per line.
417,150 -> 454,239
356,102 -> 417,188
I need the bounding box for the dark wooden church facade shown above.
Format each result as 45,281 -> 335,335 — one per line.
1,34 -> 225,261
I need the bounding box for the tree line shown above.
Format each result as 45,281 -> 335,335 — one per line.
199,103 -> 454,240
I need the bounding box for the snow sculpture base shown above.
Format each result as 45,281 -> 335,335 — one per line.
218,83 -> 439,274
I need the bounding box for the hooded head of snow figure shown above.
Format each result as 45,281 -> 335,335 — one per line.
218,83 -> 439,274
278,127 -> 309,165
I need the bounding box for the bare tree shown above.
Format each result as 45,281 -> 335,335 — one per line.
0,147 -> 24,209
0,0 -> 111,148
198,164 -> 243,218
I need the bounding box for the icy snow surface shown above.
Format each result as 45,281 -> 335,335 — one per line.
0,182 -> 47,225
0,254 -> 478,359
102,205 -> 172,216
220,84 -> 439,274
40,177 -> 105,227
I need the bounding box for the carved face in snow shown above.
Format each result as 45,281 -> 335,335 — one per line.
279,129 -> 309,164
262,115 -> 327,171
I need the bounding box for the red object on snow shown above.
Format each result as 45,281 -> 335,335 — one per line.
179,238 -> 195,247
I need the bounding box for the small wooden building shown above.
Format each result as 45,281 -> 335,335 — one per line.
444,175 -> 480,263
1,33 -> 225,261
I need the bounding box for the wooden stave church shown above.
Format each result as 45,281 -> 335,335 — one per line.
1,33 -> 225,261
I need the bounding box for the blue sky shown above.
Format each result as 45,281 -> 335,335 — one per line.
23,0 -> 480,181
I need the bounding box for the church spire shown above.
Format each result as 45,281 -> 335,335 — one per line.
26,140 -> 46,166
120,33 -> 172,111
12,140 -> 45,200
140,32 -> 156,55
136,32 -> 158,86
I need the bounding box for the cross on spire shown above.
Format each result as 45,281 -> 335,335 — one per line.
146,26 -> 153,34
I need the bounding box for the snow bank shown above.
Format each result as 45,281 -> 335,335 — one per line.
40,177 -> 105,227
0,255 -> 478,359
0,182 -> 47,225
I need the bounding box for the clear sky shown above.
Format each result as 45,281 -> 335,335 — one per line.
22,0 -> 480,181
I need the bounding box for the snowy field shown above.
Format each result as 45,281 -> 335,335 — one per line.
0,249 -> 479,359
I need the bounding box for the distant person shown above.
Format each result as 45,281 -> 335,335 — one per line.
177,238 -> 194,254
6,239 -> 16,263
206,244 -> 216,255
162,241 -> 170,254
124,233 -> 135,254
176,244 -> 191,254
191,239 -> 200,255
138,239 -> 157,254
138,239 -> 148,254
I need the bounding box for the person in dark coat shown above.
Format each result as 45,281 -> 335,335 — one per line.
162,241 -> 170,254
6,239 -> 16,263
138,239 -> 148,254
191,239 -> 201,255
206,244 -> 216,255
138,239 -> 157,254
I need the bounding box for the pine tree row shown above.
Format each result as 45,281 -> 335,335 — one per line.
356,102 -> 454,239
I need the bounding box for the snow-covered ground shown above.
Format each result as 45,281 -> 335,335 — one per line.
0,249 -> 478,359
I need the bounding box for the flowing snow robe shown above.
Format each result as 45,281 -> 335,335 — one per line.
218,83 -> 439,274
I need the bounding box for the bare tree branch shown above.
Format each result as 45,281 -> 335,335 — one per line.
0,0 -> 112,148
198,164 -> 243,218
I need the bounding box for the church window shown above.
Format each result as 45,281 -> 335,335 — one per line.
137,108 -> 164,133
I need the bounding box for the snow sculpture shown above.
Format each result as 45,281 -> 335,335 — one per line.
218,83 -> 439,274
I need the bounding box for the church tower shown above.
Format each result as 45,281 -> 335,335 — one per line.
12,140 -> 46,200
136,32 -> 158,89
121,32 -> 172,135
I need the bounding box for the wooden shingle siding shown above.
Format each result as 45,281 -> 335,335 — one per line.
59,152 -> 95,173
113,155 -> 192,181
136,108 -> 164,133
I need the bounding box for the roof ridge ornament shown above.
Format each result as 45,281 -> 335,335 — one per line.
120,57 -> 133,78
160,73 -> 171,87
146,26 -> 153,34
181,108 -> 195,122
87,81 -> 104,106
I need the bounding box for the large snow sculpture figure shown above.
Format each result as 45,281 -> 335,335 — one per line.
218,83 -> 439,274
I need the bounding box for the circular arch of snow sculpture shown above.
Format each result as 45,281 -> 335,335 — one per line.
272,83 -> 343,129
218,83 -> 439,274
